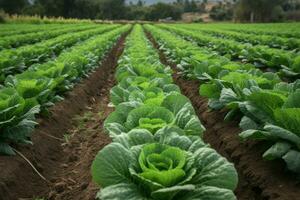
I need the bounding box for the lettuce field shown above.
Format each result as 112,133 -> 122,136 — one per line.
0,22 -> 299,200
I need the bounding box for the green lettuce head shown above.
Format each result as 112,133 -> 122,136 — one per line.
92,129 -> 238,200
137,143 -> 187,187
104,93 -> 205,137
110,75 -> 180,106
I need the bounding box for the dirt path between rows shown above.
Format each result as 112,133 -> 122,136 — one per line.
145,30 -> 300,200
0,32 -> 128,200
46,64 -> 116,200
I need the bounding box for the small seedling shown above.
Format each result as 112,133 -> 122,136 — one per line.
63,133 -> 71,143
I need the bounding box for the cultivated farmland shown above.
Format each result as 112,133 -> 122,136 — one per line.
0,22 -> 299,200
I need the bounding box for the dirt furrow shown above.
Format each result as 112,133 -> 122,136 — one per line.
46,66 -> 116,200
145,30 -> 300,200
0,32 -> 128,200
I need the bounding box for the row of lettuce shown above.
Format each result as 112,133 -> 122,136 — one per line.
0,25 -> 131,155
200,23 -> 300,39
91,25 -> 238,200
145,24 -> 300,175
0,25 -> 120,81
0,23 -> 71,37
173,24 -> 300,51
0,24 -> 99,50
158,24 -> 300,79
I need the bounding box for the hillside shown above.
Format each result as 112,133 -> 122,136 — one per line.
127,0 -> 175,5
127,0 -> 224,5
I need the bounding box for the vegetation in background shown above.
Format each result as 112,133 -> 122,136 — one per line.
91,24 -> 238,200
234,0 -> 300,22
210,1 -> 234,21
0,0 -> 299,23
0,9 -> 6,23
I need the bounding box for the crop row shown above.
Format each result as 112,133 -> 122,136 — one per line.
175,24 -> 300,50
0,24 -> 120,81
158,24 -> 300,79
0,24 -> 99,50
91,24 -> 238,200
0,23 -> 72,37
0,25 -> 130,155
145,25 -> 300,175
203,23 -> 300,39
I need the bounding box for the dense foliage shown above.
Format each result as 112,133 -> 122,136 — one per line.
91,25 -> 238,200
158,24 -> 300,79
145,24 -> 300,175
0,24 -> 119,81
0,25 -> 130,155
1,0 -> 299,22
0,21 -> 299,199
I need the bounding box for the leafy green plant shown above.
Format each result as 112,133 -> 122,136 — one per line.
0,25 -> 120,78
239,90 -> 300,174
158,24 -> 298,78
0,88 -> 40,155
145,24 -> 300,175
110,76 -> 179,106
0,25 -> 131,155
105,93 -> 205,137
92,129 -> 238,200
91,24 -> 237,200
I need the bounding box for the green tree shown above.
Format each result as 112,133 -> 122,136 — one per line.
190,0 -> 198,12
184,0 -> 191,12
22,3 -> 45,16
0,0 -> 28,14
210,2 -> 233,21
69,0 -> 98,19
37,0 -> 64,17
145,2 -> 182,21
235,0 -> 286,22
125,4 -> 147,20
96,0 -> 126,19
137,0 -> 144,6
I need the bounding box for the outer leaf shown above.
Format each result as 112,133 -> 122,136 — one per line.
263,142 -> 292,160
98,183 -> 151,200
151,185 -> 195,200
274,108 -> 300,136
239,129 -> 270,141
282,150 -> 300,173
192,147 -> 238,190
181,186 -> 236,200
91,143 -> 133,187
113,129 -> 154,148
283,91 -> 300,108
239,116 -> 258,131
219,88 -> 238,105
175,105 -> 205,136
0,143 -> 15,155
110,85 -> 130,106
247,90 -> 286,118
162,93 -> 194,115
264,124 -> 300,148
240,124 -> 300,149
199,83 -> 220,99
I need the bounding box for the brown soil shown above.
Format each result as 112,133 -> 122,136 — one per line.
46,70 -> 115,200
145,30 -> 300,200
0,32 -> 128,200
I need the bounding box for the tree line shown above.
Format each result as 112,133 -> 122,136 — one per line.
0,0 -> 299,22
234,0 -> 300,22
